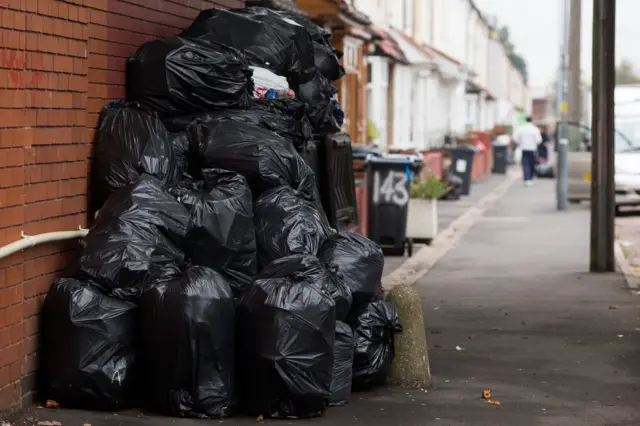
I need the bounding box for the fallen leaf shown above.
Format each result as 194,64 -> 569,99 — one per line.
482,389 -> 492,399
84,424 -> 92,426
455,346 -> 464,351
609,305 -> 619,310
45,400 -> 60,409
487,399 -> 502,407
256,414 -> 264,422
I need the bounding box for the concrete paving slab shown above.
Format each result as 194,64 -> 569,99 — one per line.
383,174 -> 510,277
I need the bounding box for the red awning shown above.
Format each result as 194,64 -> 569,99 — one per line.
367,24 -> 408,64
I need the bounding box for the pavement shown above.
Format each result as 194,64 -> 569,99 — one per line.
18,178 -> 640,425
419,179 -> 640,425
616,211 -> 640,268
383,174 -> 510,276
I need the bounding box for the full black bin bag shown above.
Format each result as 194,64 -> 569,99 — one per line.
140,265 -> 236,418
40,278 -> 138,410
350,300 -> 402,391
328,321 -> 354,406
79,175 -> 190,301
170,169 -> 257,296
182,7 -> 315,85
92,101 -> 178,212
127,36 -> 253,117
317,231 -> 384,318
236,254 -> 336,419
190,118 -> 316,199
254,186 -> 333,269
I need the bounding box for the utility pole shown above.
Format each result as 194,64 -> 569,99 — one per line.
590,0 -> 616,272
556,0 -> 569,210
567,0 -> 582,125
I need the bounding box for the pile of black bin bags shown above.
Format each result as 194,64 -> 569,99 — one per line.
40,6 -> 402,420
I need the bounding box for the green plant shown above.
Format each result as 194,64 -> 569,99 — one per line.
367,120 -> 380,143
410,176 -> 447,200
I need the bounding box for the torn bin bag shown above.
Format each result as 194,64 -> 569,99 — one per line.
80,175 -> 190,301
126,37 -> 253,118
317,232 -> 384,316
171,131 -> 191,176
140,266 -> 236,418
254,186 -> 332,268
182,7 -> 315,85
295,70 -> 341,134
40,278 -> 138,410
328,321 -> 355,406
170,169 -> 257,296
191,118 -> 316,199
350,300 -> 402,391
92,101 -> 178,212
237,254 -> 336,419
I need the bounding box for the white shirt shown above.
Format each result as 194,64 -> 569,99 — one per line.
513,123 -> 543,152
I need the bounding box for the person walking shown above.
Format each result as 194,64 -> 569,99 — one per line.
513,116 -> 542,186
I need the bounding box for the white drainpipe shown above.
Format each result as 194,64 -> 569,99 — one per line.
0,227 -> 89,260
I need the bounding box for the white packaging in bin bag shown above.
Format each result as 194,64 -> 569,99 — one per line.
250,66 -> 290,99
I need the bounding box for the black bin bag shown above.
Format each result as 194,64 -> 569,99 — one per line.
350,300 -> 402,391
277,12 -> 345,81
164,98 -> 312,151
80,175 -> 190,301
317,232 -> 384,317
328,321 -> 354,407
295,70 -> 341,134
126,36 -> 253,118
237,255 -> 336,419
170,169 -> 257,296
182,7 -> 315,85
40,278 -> 138,410
190,118 -> 316,199
140,266 -> 236,419
92,101 -> 178,213
249,99 -> 312,150
313,41 -> 345,81
254,186 -> 333,269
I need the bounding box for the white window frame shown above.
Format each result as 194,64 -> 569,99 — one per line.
367,56 -> 390,146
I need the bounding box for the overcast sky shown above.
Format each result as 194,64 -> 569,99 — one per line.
475,0 -> 640,91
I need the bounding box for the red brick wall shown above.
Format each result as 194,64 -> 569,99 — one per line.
0,0 -> 243,416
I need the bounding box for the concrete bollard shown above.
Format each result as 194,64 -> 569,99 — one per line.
385,282 -> 431,388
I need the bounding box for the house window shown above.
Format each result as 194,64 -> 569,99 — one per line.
343,37 -> 360,73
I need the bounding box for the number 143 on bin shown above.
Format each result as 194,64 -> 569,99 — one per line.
373,171 -> 409,206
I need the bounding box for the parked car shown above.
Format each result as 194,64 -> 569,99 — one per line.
565,120 -> 640,213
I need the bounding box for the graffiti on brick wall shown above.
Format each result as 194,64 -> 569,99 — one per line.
0,34 -> 45,89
